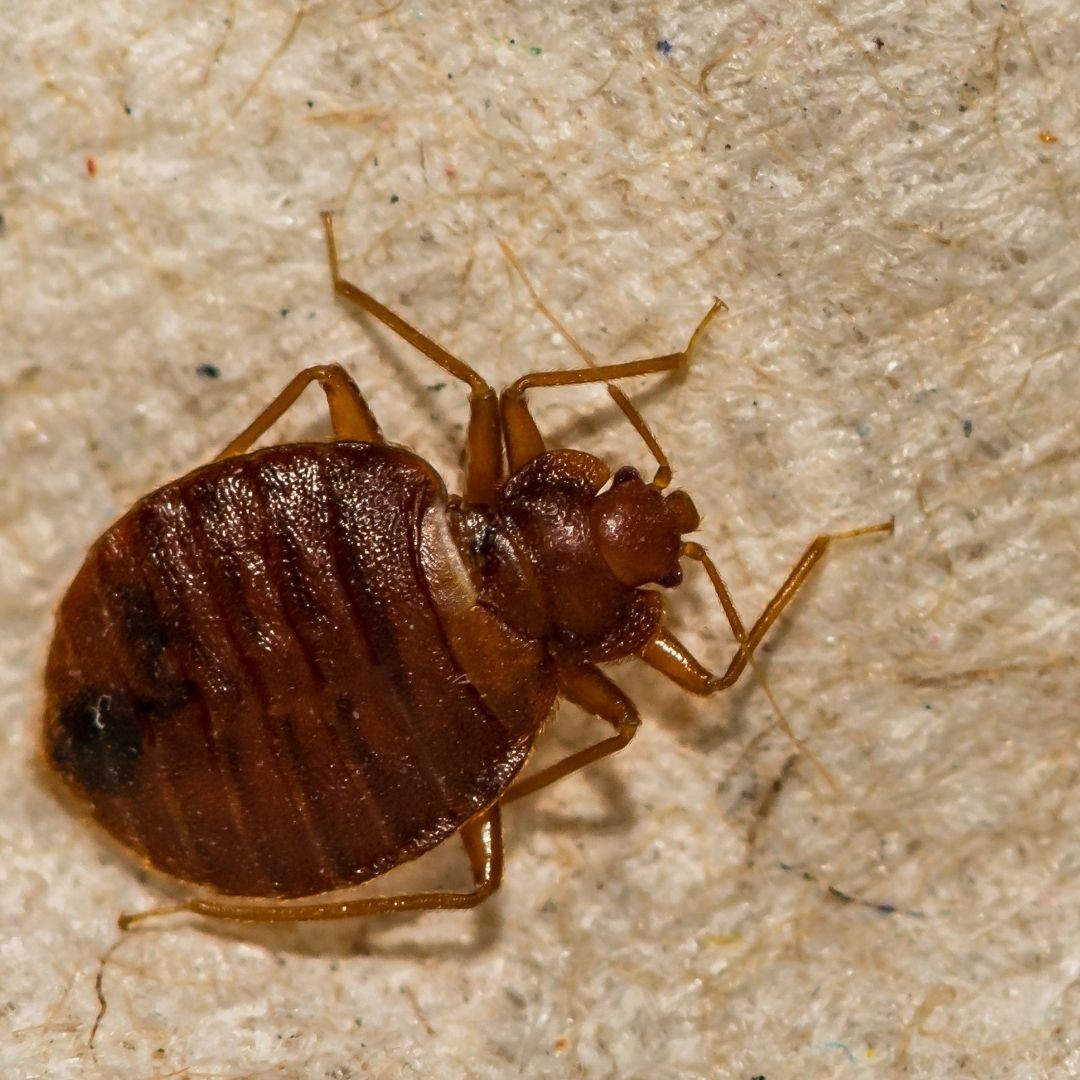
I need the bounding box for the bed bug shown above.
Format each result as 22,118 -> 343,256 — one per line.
42,213 -> 892,927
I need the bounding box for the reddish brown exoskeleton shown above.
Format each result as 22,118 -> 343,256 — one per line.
43,213 -> 891,927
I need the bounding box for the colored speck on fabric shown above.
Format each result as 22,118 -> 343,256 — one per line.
196,363 -> 221,380
656,39 -> 673,55
529,46 -> 542,55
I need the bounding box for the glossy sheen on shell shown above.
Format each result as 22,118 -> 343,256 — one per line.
44,442 -> 552,899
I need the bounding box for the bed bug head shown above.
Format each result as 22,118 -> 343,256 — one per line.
590,465 -> 699,588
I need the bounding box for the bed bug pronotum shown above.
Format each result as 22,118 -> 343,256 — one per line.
43,213 -> 892,928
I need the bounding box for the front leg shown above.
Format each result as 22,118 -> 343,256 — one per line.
499,299 -> 726,474
640,520 -> 894,694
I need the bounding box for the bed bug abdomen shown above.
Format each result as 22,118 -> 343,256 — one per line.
44,442 -> 552,898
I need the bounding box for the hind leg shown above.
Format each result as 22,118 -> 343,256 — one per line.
215,363 -> 382,459
120,806 -> 503,926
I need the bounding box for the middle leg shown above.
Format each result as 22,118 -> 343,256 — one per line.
502,659 -> 640,805
321,212 -> 502,505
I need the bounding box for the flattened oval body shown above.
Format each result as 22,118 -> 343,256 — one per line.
44,442 -> 555,898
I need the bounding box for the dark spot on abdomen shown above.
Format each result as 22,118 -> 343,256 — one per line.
112,584 -> 169,677
52,689 -> 144,795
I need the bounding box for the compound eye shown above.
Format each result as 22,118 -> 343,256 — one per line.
657,566 -> 683,588
612,465 -> 640,487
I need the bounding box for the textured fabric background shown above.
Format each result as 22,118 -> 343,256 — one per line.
0,1 -> 1076,1077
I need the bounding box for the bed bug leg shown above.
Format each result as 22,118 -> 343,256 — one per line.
321,211 -> 502,505
119,807 -> 503,926
499,299 -> 726,472
639,520 -> 896,694
216,363 -> 382,459
502,660 -> 639,804
497,236 -> 726,486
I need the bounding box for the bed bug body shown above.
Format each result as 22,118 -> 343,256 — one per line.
43,214 -> 891,925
